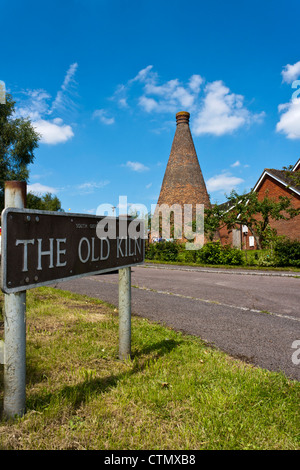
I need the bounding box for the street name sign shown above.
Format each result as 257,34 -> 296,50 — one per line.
1,208 -> 145,293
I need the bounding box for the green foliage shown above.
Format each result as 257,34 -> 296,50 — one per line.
27,192 -> 63,211
255,251 -> 277,267
146,241 -> 244,266
204,203 -> 225,241
145,241 -> 180,261
146,239 -> 300,268
282,164 -> 300,189
196,241 -> 224,264
220,244 -> 244,265
273,238 -> 300,267
144,241 -> 156,260
205,190 -> 300,249
177,249 -> 197,263
0,93 -> 40,210
196,242 -> 244,265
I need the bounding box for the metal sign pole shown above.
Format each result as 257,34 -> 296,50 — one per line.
118,266 -> 131,360
3,181 -> 27,418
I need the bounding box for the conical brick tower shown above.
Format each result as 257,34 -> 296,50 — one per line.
157,111 -> 210,217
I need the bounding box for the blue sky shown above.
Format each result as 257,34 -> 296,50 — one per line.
1,0 -> 300,215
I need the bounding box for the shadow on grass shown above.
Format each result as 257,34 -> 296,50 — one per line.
132,338 -> 182,358
24,338 -> 182,414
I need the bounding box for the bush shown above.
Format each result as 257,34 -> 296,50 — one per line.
177,249 -> 197,263
274,239 -> 300,266
196,242 -> 244,265
256,251 -> 277,267
196,242 -> 223,265
145,242 -> 157,260
221,245 -> 244,265
146,241 -> 246,266
160,242 -> 180,261
145,241 -> 180,261
144,239 -> 300,268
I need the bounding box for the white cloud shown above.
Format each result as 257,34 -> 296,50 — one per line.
33,118 -> 74,144
188,74 -> 203,93
110,84 -> 130,109
15,63 -> 78,144
83,208 -> 96,214
93,109 -> 115,125
16,89 -> 51,121
113,67 -> 197,115
139,65 -> 154,80
130,65 -> 154,83
51,62 -> 78,113
206,172 -> 244,192
117,66 -> 263,136
62,62 -> 78,91
118,98 -> 128,108
231,160 -> 241,167
276,97 -> 300,139
124,161 -> 149,172
138,96 -> 158,112
276,61 -> 300,139
192,81 -> 261,136
281,61 -> 300,84
140,76 -> 196,113
77,180 -> 110,193
144,78 -> 180,97
102,66 -> 264,138
172,85 -> 195,108
27,183 -> 59,194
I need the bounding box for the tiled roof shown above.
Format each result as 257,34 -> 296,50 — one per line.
263,168 -> 300,191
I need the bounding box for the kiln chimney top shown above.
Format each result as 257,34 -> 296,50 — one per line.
176,111 -> 190,125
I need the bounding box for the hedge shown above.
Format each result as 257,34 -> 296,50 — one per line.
145,239 -> 300,267
146,241 -> 244,266
274,239 -> 300,267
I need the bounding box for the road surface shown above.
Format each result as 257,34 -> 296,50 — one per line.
56,263 -> 300,381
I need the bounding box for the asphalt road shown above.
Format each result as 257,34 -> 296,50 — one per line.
56,264 -> 300,381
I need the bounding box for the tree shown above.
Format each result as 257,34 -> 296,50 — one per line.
27,192 -> 63,211
205,190 -> 300,249
282,164 -> 300,188
203,202 -> 224,241
0,93 -> 40,210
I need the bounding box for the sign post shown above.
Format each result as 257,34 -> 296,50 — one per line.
3,182 -> 27,419
1,182 -> 145,418
118,267 -> 131,360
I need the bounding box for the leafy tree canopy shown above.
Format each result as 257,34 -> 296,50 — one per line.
205,189 -> 300,249
27,192 -> 63,212
282,164 -> 300,189
0,93 -> 40,210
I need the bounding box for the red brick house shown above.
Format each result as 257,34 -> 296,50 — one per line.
219,159 -> 300,249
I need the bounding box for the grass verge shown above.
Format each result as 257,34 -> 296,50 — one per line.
145,259 -> 300,272
0,287 -> 299,450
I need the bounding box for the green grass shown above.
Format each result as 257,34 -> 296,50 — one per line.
0,287 -> 299,450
